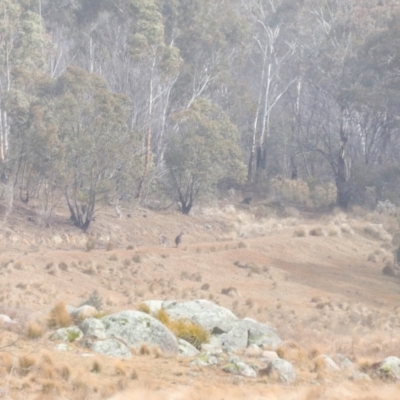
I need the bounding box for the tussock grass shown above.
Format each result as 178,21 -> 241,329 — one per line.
138,303 -> 151,314
237,241 -> 247,249
41,379 -> 62,395
26,321 -> 45,339
48,302 -> 72,328
58,364 -> 71,381
19,355 -> 36,376
201,283 -> 210,290
91,359 -> 102,373
155,309 -> 209,350
114,360 -> 127,376
139,343 -> 151,356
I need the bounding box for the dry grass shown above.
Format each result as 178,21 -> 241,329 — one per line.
155,309 -> 209,350
19,354 -> 36,376
114,360 -> 127,376
47,302 -> 72,328
138,303 -> 151,314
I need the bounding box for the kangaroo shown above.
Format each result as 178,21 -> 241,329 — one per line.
175,231 -> 184,247
158,234 -> 169,248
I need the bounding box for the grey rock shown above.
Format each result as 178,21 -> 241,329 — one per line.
51,326 -> 83,342
315,355 -> 341,371
191,353 -> 220,367
91,338 -> 132,359
163,300 -> 238,333
243,344 -> 263,357
263,358 -> 296,385
178,339 -> 200,358
377,356 -> 400,380
141,300 -> 164,315
80,318 -> 106,339
70,305 -> 98,320
261,350 -> 279,362
222,356 -> 257,378
218,318 -> 281,351
348,372 -> 372,382
101,310 -> 178,355
333,354 -> 355,371
54,343 -> 74,351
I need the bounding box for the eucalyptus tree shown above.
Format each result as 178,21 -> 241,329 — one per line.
241,0 -> 298,183
164,98 -> 245,214
54,66 -> 132,230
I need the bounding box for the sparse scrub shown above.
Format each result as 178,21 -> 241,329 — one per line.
309,227 -> 324,237
382,264 -> 397,277
106,241 -> 116,251
14,261 -> 24,270
126,245 -> 134,250
79,290 -> 103,310
245,298 -> 254,308
201,283 -> 210,290
367,253 -> 378,263
109,253 -> 119,262
85,238 -> 97,251
83,265 -> 97,275
237,241 -> 247,249
132,254 -> 142,263
221,287 -> 238,297
293,227 -> 307,237
249,263 -> 261,274
48,302 -> 72,328
91,359 -> 102,373
59,262 -> 69,271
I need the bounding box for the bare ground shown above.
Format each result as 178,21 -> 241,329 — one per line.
1,202 -> 400,399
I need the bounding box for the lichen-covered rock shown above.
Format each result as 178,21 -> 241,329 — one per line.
222,356 -> 257,378
263,358 -> 296,385
218,318 -> 281,351
178,339 -> 200,358
80,318 -> 106,339
91,339 -> 131,359
51,326 -> 83,342
191,353 -> 220,367
101,310 -> 178,354
377,356 -> 400,380
163,300 -> 238,333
